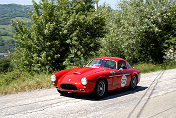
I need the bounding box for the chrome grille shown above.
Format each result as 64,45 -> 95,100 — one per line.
60,84 -> 77,90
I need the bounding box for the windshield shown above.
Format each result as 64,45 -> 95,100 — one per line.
86,59 -> 117,69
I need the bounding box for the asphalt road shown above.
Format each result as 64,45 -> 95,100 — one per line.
0,69 -> 176,118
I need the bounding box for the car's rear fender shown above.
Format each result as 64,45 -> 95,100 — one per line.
131,71 -> 140,83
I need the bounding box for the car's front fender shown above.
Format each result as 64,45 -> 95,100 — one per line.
85,71 -> 111,92
53,68 -> 78,86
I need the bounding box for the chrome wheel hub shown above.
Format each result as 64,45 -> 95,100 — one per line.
97,81 -> 105,96
132,76 -> 137,88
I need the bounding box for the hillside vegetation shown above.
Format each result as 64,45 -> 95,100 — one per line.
0,4 -> 31,53
0,0 -> 176,95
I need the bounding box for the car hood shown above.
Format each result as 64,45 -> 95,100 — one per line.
67,66 -> 109,76
58,66 -> 110,83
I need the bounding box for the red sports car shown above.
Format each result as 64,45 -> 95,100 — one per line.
51,57 -> 140,98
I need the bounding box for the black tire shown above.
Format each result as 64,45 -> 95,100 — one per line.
130,75 -> 138,89
93,79 -> 107,98
57,89 -> 68,95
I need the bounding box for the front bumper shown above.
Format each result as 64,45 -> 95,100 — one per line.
55,82 -> 94,93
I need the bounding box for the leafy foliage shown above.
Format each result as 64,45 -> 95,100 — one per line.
101,0 -> 176,64
12,0 -> 105,72
11,0 -> 176,73
0,58 -> 13,73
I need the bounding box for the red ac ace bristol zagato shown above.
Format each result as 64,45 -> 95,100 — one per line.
51,57 -> 140,98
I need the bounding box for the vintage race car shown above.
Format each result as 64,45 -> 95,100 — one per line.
51,57 -> 140,98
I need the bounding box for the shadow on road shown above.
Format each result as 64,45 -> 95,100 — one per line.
60,86 -> 148,101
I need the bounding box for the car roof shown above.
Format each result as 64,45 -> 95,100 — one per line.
94,57 -> 126,62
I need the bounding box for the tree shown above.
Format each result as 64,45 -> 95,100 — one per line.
12,0 -> 105,72
101,0 -> 176,64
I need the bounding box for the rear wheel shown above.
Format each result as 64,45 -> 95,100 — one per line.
93,79 -> 107,98
130,75 -> 137,89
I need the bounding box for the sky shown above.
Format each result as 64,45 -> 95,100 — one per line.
0,0 -> 118,9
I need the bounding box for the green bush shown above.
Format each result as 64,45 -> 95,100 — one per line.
0,58 -> 13,73
100,0 -> 176,64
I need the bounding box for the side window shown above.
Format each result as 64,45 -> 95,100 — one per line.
126,62 -> 132,69
118,60 -> 127,69
108,60 -> 116,69
104,60 -> 116,69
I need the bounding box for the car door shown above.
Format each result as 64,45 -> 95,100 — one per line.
112,60 -> 125,90
117,60 -> 131,88
111,70 -> 122,90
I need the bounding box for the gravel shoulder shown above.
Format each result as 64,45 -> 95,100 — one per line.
0,69 -> 176,118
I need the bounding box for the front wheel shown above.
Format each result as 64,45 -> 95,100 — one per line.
93,79 -> 107,98
130,75 -> 138,89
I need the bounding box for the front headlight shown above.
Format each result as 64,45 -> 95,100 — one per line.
81,78 -> 87,85
51,75 -> 56,82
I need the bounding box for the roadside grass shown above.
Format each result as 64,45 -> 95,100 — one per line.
0,62 -> 176,96
134,61 -> 176,73
0,70 -> 52,95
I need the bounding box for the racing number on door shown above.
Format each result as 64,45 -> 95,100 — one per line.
121,75 -> 127,87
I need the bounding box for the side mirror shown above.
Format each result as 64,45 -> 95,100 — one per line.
118,68 -> 123,71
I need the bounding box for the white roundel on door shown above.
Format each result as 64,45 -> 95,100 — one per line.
121,75 -> 127,87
